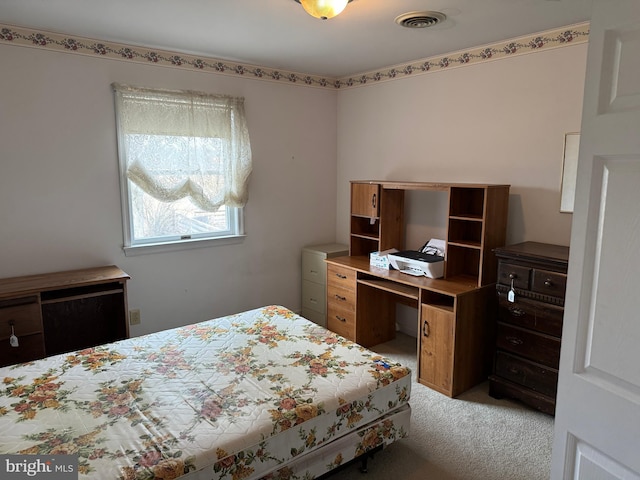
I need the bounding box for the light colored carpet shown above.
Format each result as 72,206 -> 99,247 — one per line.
336,333 -> 554,480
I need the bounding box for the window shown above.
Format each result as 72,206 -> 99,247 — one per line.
112,84 -> 252,254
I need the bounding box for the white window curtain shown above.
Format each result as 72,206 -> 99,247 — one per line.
112,83 -> 252,211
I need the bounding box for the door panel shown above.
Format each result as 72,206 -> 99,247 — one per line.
551,1 -> 640,478
587,158 -> 640,388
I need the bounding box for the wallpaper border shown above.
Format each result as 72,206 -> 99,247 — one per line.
0,22 -> 589,90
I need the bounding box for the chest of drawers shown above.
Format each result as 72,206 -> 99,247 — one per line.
489,241 -> 569,415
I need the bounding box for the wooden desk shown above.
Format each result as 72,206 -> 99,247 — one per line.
326,256 -> 495,397
0,266 -> 130,366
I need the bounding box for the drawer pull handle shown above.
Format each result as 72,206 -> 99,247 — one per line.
509,273 -> 518,279
508,367 -> 521,375
335,315 -> 347,323
334,294 -> 346,301
371,193 -> 377,209
335,273 -> 347,279
544,279 -> 553,287
506,336 -> 523,346
509,307 -> 526,317
423,320 -> 430,338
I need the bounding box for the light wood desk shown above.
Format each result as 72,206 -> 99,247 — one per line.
326,255 -> 494,397
326,180 -> 510,397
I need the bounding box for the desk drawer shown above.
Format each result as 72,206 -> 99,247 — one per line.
327,264 -> 356,292
0,298 -> 43,338
327,285 -> 356,312
494,351 -> 558,398
497,293 -> 563,337
496,322 -> 561,368
327,303 -> 355,341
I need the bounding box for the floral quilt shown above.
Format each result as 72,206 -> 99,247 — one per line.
0,305 -> 411,480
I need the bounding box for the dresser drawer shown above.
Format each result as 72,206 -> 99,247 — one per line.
498,262 -> 532,290
531,269 -> 567,298
327,303 -> 355,341
494,351 -> 558,398
0,298 -> 43,338
327,285 -> 356,312
0,333 -> 46,367
496,322 -> 561,368
497,293 -> 563,337
302,251 -> 327,284
302,280 -> 326,313
327,264 -> 356,292
0,297 -> 45,367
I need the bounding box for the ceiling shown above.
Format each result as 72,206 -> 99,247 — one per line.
0,0 -> 593,78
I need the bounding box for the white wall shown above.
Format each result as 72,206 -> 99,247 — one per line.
0,36 -> 589,338
336,42 -> 588,249
0,44 -> 338,335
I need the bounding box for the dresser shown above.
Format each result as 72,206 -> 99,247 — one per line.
489,242 -> 569,415
301,244 -> 348,327
0,266 -> 130,367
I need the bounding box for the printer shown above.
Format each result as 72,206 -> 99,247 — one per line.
387,239 -> 445,278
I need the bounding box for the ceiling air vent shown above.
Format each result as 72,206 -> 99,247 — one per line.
395,11 -> 446,29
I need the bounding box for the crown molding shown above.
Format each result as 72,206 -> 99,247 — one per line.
0,22 -> 589,90
339,22 -> 589,88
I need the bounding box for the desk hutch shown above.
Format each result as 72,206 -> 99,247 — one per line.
325,181 -> 510,397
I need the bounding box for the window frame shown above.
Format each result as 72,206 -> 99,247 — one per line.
113,90 -> 248,256
117,162 -> 245,256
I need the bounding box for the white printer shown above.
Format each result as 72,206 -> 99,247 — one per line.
387,239 -> 445,278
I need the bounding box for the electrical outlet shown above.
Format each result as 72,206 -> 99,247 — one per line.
129,309 -> 141,325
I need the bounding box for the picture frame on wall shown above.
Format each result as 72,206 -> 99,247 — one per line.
560,132 -> 580,213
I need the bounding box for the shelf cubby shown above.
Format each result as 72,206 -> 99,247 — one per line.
449,187 -> 485,218
448,218 -> 483,248
446,244 -> 481,281
421,290 -> 455,312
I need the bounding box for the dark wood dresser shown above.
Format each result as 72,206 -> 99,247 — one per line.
488,241 -> 569,415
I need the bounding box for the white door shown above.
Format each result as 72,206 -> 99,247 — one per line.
551,0 -> 640,478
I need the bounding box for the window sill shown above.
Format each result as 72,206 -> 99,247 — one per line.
123,234 -> 246,257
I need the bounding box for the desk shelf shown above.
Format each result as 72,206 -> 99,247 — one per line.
358,278 -> 419,300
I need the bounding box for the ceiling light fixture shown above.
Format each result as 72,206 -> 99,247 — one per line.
294,0 -> 353,20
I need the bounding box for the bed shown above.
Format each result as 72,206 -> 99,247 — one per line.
0,305 -> 411,480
